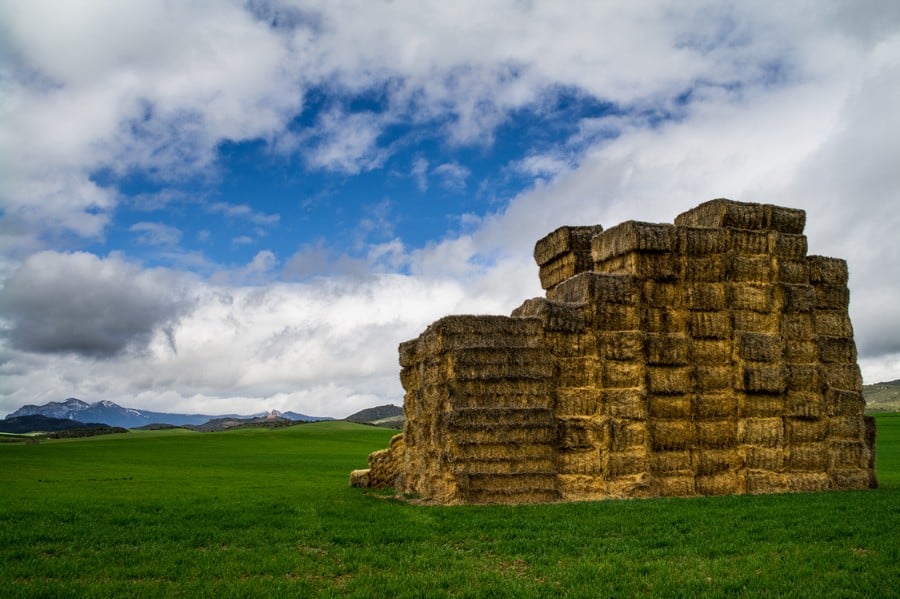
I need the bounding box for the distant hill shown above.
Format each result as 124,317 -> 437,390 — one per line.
863,379 -> 900,413
345,404 -> 404,429
184,413 -> 303,432
5,398 -> 333,428
0,414 -> 103,434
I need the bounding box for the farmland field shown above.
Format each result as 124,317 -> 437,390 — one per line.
2,416 -> 899,597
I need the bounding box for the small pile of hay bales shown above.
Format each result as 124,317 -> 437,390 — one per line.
352,198 -> 877,504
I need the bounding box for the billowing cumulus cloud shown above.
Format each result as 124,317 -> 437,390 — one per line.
1,1 -> 899,417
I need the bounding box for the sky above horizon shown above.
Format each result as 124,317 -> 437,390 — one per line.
2,1 -> 899,419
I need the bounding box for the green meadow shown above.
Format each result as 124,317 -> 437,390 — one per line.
2,416 -> 899,598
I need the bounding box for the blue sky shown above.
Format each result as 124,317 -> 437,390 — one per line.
2,1 -> 899,417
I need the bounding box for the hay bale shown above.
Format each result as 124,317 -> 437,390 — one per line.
600,331 -> 643,361
785,472 -> 830,492
741,364 -> 786,394
594,303 -> 640,331
653,474 -> 696,496
814,285 -> 850,310
685,283 -> 727,311
674,199 -> 805,234
557,417 -> 598,450
549,272 -> 637,305
740,394 -> 785,418
603,449 -> 650,477
824,388 -> 865,417
786,391 -> 823,418
647,367 -> 691,394
600,361 -> 644,389
695,448 -> 741,475
814,311 -> 853,337
556,388 -> 602,417
645,333 -> 690,365
684,255 -> 726,281
773,258 -> 810,284
605,473 -> 654,498
650,420 -> 693,450
738,333 -> 782,363
609,419 -> 648,450
818,336 -> 857,364
648,395 -> 692,419
643,281 -> 682,308
695,471 -> 741,495
782,313 -> 815,340
830,469 -> 873,490
784,340 -> 818,363
730,283 -> 774,313
557,450 -> 603,475
807,256 -> 848,285
780,284 -> 815,313
769,232 -> 808,259
786,418 -> 828,443
691,339 -> 732,364
695,420 -> 738,448
695,365 -> 733,391
829,416 -> 863,440
650,450 -> 693,473
534,225 -> 604,266
733,310 -> 780,334
592,221 -> 677,262
739,418 -> 784,446
744,449 -> 786,472
730,230 -> 770,255
681,226 -> 728,255
695,393 -> 737,419
349,469 -> 371,488
729,255 -> 773,283
557,474 -> 607,500
643,308 -> 688,334
603,388 -> 648,419
821,364 -> 863,391
787,443 -> 828,471
785,364 -> 822,393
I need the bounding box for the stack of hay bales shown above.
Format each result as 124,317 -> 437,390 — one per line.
352,199 -> 877,503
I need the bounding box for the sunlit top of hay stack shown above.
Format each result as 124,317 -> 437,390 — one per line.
350,198 -> 877,504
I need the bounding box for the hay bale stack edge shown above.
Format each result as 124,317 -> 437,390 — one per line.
350,199 -> 877,504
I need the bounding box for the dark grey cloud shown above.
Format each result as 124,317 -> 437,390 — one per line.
0,251 -> 191,357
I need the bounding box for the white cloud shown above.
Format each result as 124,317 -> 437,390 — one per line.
130,222 -> 183,246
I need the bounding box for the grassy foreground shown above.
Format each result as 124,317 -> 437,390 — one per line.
2,417 -> 899,598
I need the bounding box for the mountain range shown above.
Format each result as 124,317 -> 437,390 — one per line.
5,398 -> 332,429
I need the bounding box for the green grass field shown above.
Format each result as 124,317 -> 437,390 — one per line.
2,416 -> 899,598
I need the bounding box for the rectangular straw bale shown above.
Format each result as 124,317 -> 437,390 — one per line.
780,284 -> 815,313
729,255 -> 772,282
684,255 -> 726,282
600,331 -> 643,361
681,226 -> 728,255
828,441 -> 868,470
453,442 -> 555,461
643,281 -> 682,309
458,458 -> 558,476
400,367 -> 419,392
786,418 -> 828,443
603,449 -> 650,477
591,221 -> 677,262
828,415 -> 863,440
807,256 -> 848,285
785,472 -> 830,492
786,360 -> 822,390
601,361 -> 644,388
741,364 -> 786,394
648,394 -> 692,418
813,284 -> 849,310
738,332 -> 782,362
534,224 -> 604,266
650,420 -> 693,450
830,469 -> 874,490
465,473 -> 558,493
450,384 -> 556,410
695,393 -> 738,419
787,442 -> 828,471
603,388 -> 648,419
548,272 -> 637,304
743,446 -> 785,470
786,391 -> 823,418
685,283 -> 727,311
821,364 -> 863,391
556,356 -> 597,388
610,252 -> 681,280
674,198 -> 767,230
399,339 -> 420,368
512,298 -> 586,333
695,365 -> 733,391
695,471 -> 741,495
730,283 -> 774,313
746,471 -> 788,494
818,336 -> 857,364
814,311 -> 853,337
538,254 -> 580,290
644,308 -> 688,334
691,339 -> 732,364
454,426 -> 556,446
557,474 -> 607,500
447,407 -> 554,429
556,388 -> 602,416
740,394 -> 785,418
605,474 -> 655,499
773,258 -> 810,284
558,417 -> 598,450
782,313 -> 815,340
450,349 -> 554,381
769,232 -> 808,258
648,367 -> 692,394
544,331 -> 595,358
594,303 -> 640,331
824,388 -> 865,417
696,420 -> 738,448
768,205 -> 806,234
695,448 -> 741,474
733,311 -> 779,334
609,419 -> 648,450
784,340 -> 817,363
739,417 -> 784,446
556,451 -> 602,475
654,474 -> 696,497
729,230 -> 770,255
650,450 -> 692,473
646,333 -> 690,365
